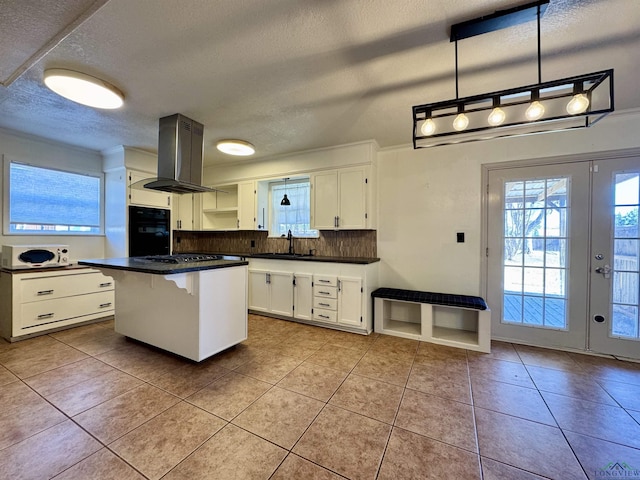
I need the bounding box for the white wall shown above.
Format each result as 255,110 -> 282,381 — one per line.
377,110 -> 640,296
0,128 -> 105,262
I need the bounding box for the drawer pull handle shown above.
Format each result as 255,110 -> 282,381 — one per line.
319,291 -> 331,295
99,282 -> 112,288
99,303 -> 112,308
319,303 -> 331,307
319,314 -> 330,319
37,313 -> 54,319
318,279 -> 331,283
37,289 -> 54,296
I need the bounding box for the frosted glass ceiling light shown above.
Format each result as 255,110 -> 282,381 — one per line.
411,0 -> 614,148
567,93 -> 590,115
216,139 -> 255,156
43,69 -> 124,109
421,118 -> 436,136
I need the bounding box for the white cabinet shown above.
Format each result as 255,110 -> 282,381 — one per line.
174,193 -> 194,230
293,273 -> 313,321
311,166 -> 370,230
248,258 -> 378,334
0,268 -> 115,341
248,269 -> 294,316
128,170 -> 172,208
202,182 -> 256,230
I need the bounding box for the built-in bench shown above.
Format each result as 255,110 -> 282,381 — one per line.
372,287 -> 491,353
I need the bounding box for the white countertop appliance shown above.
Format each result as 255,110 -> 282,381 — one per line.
1,244 -> 70,269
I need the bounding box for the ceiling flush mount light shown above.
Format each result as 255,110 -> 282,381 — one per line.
412,0 -> 614,148
216,139 -> 255,156
43,68 -> 124,109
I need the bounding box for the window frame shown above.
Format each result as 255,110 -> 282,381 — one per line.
3,157 -> 105,236
268,178 -> 318,238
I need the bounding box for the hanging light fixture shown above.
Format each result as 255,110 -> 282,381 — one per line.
412,0 -> 614,148
281,177 -> 291,206
43,69 -> 124,109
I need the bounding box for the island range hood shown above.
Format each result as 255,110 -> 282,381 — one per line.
144,113 -> 216,194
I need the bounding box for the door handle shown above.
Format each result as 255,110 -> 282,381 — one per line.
595,265 -> 612,279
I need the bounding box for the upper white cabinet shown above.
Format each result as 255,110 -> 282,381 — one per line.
311,166 -> 372,230
128,170 -> 171,208
173,193 -> 194,230
201,181 -> 255,230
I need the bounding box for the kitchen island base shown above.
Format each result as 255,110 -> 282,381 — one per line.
97,265 -> 247,361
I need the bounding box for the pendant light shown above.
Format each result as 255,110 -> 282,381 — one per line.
281,177 -> 291,206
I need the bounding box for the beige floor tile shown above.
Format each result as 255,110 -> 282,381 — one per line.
52,448 -> 146,480
277,361 -> 348,401
0,382 -> 67,450
542,391 -> 640,449
45,369 -> 144,416
527,364 -> 617,406
352,351 -> 412,387
568,353 -> 640,386
468,341 -> 521,363
95,343 -> 185,382
406,362 -> 471,403
235,353 -> 302,383
378,427 -> 481,480
271,454 -> 343,479
110,402 -> 226,480
0,339 -> 89,378
49,322 -> 109,344
565,430 -> 640,480
163,424 -> 287,480
481,457 -> 548,480
233,386 -> 324,449
62,328 -> 128,356
209,343 -> 267,369
395,389 -> 477,452
306,344 -> 365,372
598,378 -> 640,411
468,356 -> 535,388
329,373 -> 403,424
472,379 -> 556,425
0,420 -> 101,480
416,341 -> 468,360
73,383 -> 179,444
514,344 -> 586,373
293,405 -> 391,480
326,331 -> 376,352
0,364 -> 18,386
23,357 -> 115,396
187,371 -> 271,420
267,339 -> 326,360
150,360 -> 229,398
475,407 -> 587,480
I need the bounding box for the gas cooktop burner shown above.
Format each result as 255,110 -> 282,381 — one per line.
141,254 -> 221,264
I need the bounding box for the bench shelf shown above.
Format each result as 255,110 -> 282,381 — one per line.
372,288 -> 491,353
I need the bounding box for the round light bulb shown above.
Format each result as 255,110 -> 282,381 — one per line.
44,69 -> 124,109
488,107 -> 506,126
525,101 -> 545,121
452,113 -> 469,131
421,118 -> 436,136
566,93 -> 589,115
216,139 -> 255,156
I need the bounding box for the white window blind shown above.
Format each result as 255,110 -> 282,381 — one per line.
270,180 -> 318,237
6,161 -> 102,235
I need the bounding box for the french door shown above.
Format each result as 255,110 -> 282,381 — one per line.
486,155 -> 640,360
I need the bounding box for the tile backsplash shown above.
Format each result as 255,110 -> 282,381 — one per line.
173,230 -> 377,258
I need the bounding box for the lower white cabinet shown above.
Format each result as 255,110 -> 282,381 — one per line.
249,259 -> 378,334
248,269 -> 294,316
0,267 -> 115,341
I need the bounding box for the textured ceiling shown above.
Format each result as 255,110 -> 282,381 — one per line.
0,0 -> 638,165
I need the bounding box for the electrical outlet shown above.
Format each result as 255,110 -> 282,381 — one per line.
457,232 -> 464,243
250,240 -> 255,248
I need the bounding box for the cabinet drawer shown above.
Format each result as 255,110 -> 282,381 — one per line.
313,285 -> 337,299
314,276 -> 337,287
313,309 -> 337,323
20,291 -> 115,329
313,297 -> 337,310
20,272 -> 114,303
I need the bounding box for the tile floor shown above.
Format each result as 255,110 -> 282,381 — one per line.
1,314 -> 640,479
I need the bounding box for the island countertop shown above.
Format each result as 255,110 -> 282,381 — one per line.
78,256 -> 248,275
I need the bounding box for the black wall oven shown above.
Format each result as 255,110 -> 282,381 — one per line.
128,206 -> 171,257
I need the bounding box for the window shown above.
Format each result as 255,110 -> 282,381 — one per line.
269,179 -> 318,237
5,161 -> 102,235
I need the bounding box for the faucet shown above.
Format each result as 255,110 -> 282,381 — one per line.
287,229 -> 294,255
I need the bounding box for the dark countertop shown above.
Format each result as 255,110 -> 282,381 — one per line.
195,252 -> 380,264
78,256 -> 249,275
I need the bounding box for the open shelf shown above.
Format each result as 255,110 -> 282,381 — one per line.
431,326 -> 479,346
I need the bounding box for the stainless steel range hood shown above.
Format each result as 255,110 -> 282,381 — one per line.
144,113 -> 215,194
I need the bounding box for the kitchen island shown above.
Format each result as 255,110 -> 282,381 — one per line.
78,255 -> 248,361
